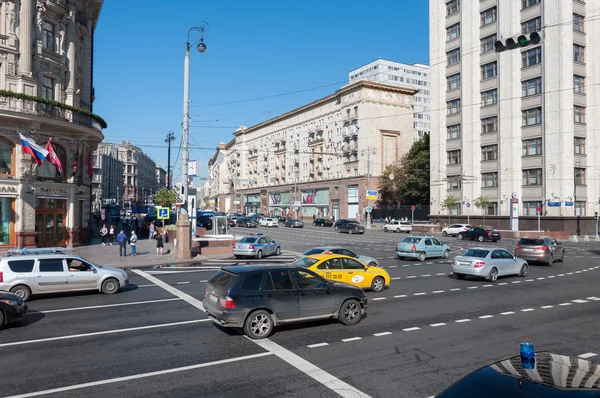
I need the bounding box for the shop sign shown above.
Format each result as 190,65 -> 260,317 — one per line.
0,185 -> 18,194
38,187 -> 69,197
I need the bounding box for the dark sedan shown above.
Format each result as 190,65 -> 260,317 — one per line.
334,219 -> 351,230
457,227 -> 500,242
236,217 -> 258,228
313,218 -> 333,227
284,218 -> 304,228
0,291 -> 27,328
337,222 -> 365,234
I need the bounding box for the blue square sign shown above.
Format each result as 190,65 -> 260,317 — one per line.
157,207 -> 170,220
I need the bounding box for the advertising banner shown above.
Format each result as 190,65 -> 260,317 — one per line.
302,189 -> 329,204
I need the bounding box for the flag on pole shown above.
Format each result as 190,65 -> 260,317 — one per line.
72,141 -> 80,175
86,152 -> 93,179
19,133 -> 48,166
45,138 -> 63,174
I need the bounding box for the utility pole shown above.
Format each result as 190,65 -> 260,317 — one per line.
362,147 -> 376,229
165,131 -> 175,190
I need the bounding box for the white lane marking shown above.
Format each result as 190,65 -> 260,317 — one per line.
394,295 -> 407,298
559,303 -> 572,306
426,262 -> 433,265
0,319 -> 208,348
132,269 -> 205,312
548,276 -> 556,278
389,265 -> 397,268
575,271 -> 581,274
176,281 -> 191,285
406,276 -> 416,279
450,288 -> 461,291
479,315 -> 494,319
372,297 -> 386,301
455,319 -> 471,323
579,353 -> 598,359
557,274 -> 565,277
525,279 -> 534,282
482,284 -> 493,287
540,305 -> 554,309
436,272 -> 446,276
567,272 -> 574,275
500,311 -> 515,315
521,308 -> 535,312
421,274 -> 431,277
498,282 -> 508,285
137,284 -> 158,288
467,286 -> 478,290
307,343 -> 329,348
341,337 -> 362,343
586,297 -> 599,300
430,323 -> 447,327
200,280 -> 207,283
373,332 -> 392,337
536,277 -> 545,280
402,264 -> 411,267
403,327 -> 421,332
391,277 -> 402,280
572,299 -> 589,303
414,292 -> 426,296
433,290 -> 444,294
40,298 -> 182,313
2,352 -> 273,398
512,281 -> 522,284
387,257 -> 395,259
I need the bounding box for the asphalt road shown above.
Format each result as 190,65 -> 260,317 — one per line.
2,224 -> 600,397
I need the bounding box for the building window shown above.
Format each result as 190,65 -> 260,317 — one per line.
446,0 -> 460,16
576,201 -> 586,216
41,76 -> 54,100
446,23 -> 460,41
521,17 -> 541,34
37,144 -> 66,180
574,75 -> 585,94
522,138 -> 542,156
481,89 -> 498,106
522,107 -> 542,126
0,197 -> 14,245
486,202 -> 498,216
447,73 -> 460,90
481,34 -> 497,54
42,21 -> 55,51
522,47 -> 542,68
447,99 -> 461,115
447,175 -> 462,190
573,14 -> 585,33
447,124 -> 461,140
574,44 -> 585,63
522,77 -> 542,97
481,62 -> 497,80
480,7 -> 497,26
447,150 -> 461,165
522,169 -> 543,186
574,137 -> 585,154
481,116 -> 498,134
481,172 -> 498,188
0,137 -> 15,176
522,0 -> 541,9
447,48 -> 461,65
574,106 -> 586,124
481,145 -> 498,161
524,201 -> 542,216
575,167 -> 586,185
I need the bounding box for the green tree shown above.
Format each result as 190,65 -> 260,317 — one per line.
377,163 -> 403,208
473,195 -> 491,226
154,188 -> 179,207
441,195 -> 460,223
397,133 -> 430,206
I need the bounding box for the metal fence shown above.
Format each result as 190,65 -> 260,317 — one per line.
371,206 -> 430,222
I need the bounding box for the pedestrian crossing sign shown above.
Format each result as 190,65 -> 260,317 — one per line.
157,207 -> 170,220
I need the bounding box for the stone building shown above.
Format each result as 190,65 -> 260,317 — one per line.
92,142 -> 123,210
117,140 -> 157,208
155,165 -> 166,191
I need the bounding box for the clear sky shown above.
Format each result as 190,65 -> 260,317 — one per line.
92,0 -> 429,184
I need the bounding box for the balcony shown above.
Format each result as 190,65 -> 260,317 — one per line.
0,93 -> 106,133
343,112 -> 358,123
275,143 -> 286,153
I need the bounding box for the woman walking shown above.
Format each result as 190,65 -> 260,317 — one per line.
108,225 -> 115,246
100,224 -> 108,246
130,231 -> 138,256
156,231 -> 164,256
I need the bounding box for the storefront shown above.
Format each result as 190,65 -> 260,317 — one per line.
268,191 -> 291,216
244,193 -> 261,215
35,187 -> 68,247
0,184 -> 17,247
347,185 -> 359,220
301,188 -> 330,218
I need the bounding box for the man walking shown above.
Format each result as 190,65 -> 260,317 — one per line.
117,229 -> 127,257
149,221 -> 155,240
129,231 -> 138,256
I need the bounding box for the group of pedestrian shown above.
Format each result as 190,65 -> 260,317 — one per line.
99,223 -> 139,257
98,219 -> 172,258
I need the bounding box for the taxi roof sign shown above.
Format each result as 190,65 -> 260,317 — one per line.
157,207 -> 170,220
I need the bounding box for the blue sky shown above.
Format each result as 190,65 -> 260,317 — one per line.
93,0 -> 429,183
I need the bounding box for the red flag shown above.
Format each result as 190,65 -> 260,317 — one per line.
45,138 -> 63,174
86,152 -> 93,179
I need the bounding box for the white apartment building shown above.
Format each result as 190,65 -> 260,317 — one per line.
430,0 -> 600,226
349,59 -> 430,140
92,143 -> 124,210
207,80 -> 416,220
117,141 -> 158,208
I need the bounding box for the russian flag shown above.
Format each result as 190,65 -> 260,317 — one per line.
19,133 -> 49,166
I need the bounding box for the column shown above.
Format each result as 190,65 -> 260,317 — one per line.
18,0 -> 34,76
66,8 -> 77,105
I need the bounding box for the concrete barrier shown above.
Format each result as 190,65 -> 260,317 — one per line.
584,235 -> 590,242
596,235 -> 600,242
571,235 -> 579,242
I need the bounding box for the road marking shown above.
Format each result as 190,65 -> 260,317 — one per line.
482,284 -> 493,287
525,279 -> 534,282
389,265 -> 397,268
500,311 -> 515,315
200,280 -> 207,283
391,277 -> 402,280
586,297 -> 599,300
557,274 -> 565,277
521,308 -> 535,312
40,298 -> 182,313
426,262 -> 433,265
467,286 -> 478,289
406,276 -> 416,279
2,352 -> 274,398
394,295 -> 407,298
421,274 -> 431,277
450,288 -> 461,291
567,272 -> 574,275
575,271 -> 581,274
579,353 -> 598,359
432,290 -> 444,294
512,281 -> 522,284
479,315 -> 494,319
402,264 -> 410,267
430,323 -> 446,327
373,332 -> 392,337
548,275 -> 556,278
307,343 -> 329,348
572,299 -> 589,303
0,319 -> 208,348
540,305 -> 554,309
436,272 -> 446,276
132,269 -> 205,312
376,257 -> 384,260
455,319 -> 471,323
176,281 -> 191,285
403,327 -> 421,332
341,337 -> 362,342
137,284 -> 158,288
387,256 -> 395,259
372,297 -> 386,301
498,282 -> 508,285
559,303 -> 572,306
536,277 -> 545,280
414,292 -> 426,296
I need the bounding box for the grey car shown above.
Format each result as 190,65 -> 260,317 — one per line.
451,247 -> 528,282
0,251 -> 129,301
233,235 -> 281,259
302,247 -> 379,267
515,236 -> 565,265
284,219 -> 304,228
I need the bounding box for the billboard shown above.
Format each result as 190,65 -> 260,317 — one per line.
188,160 -> 200,177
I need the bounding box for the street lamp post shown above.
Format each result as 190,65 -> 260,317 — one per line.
165,131 -> 175,190
181,22 -> 208,215
361,147 -> 377,229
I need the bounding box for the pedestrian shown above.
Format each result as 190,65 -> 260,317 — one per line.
108,225 -> 115,245
156,231 -> 164,255
100,224 -> 108,246
149,221 -> 155,240
163,228 -> 169,244
117,229 -> 127,256
129,231 -> 138,256
313,214 -> 316,221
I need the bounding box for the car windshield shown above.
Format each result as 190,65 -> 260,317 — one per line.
293,257 -> 318,268
303,248 -> 325,256
518,238 -> 545,245
402,237 -> 422,243
239,237 -> 258,243
461,249 -> 490,258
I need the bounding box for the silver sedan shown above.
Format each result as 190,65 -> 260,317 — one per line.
451,247 -> 528,282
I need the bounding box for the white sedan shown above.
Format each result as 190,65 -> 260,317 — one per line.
259,217 -> 278,227
441,224 -> 472,237
383,221 -> 412,233
451,247 -> 528,282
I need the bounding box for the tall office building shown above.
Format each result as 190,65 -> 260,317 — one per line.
430,0 -> 599,221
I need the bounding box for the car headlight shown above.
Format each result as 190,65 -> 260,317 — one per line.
1,300 -> 19,307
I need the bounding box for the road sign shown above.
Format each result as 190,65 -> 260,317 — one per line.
157,207 -> 170,220
233,200 -> 240,205
366,190 -> 378,201
548,202 -> 561,207
365,206 -> 372,213
411,205 -> 416,210
465,202 -> 471,209
536,205 -> 542,212
565,201 -> 574,206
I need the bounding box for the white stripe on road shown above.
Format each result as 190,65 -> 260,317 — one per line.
391,277 -> 402,280
341,337 -> 363,342
40,298 -> 182,313
176,281 -> 191,285
455,319 -> 471,323
430,323 -> 446,327
2,352 -> 273,398
307,343 -> 329,348
394,295 -> 407,298
479,315 -> 494,319
403,327 -> 421,332
500,312 -> 515,315
540,305 -> 554,309
432,290 -> 444,294
373,332 -> 393,337
579,353 -> 598,359
559,303 -> 572,306
414,292 -> 426,296
521,308 -> 535,312
132,269 -> 205,312
450,288 -> 461,291
498,282 -> 508,285
572,299 -> 589,303
372,297 -> 386,301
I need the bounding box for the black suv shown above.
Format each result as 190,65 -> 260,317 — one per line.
203,265 -> 368,339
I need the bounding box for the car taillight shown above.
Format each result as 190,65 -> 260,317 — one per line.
451,260 -> 456,266
411,244 -> 417,252
219,296 -> 236,309
541,245 -> 549,251
463,227 -> 468,230
0,272 -> 3,283
395,243 -> 398,250
474,261 -> 486,268
248,244 -> 254,250
515,244 -> 521,249
488,232 -> 492,237
232,243 -> 235,248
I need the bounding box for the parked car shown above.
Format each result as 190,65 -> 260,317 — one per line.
303,247 -> 379,266
395,235 -> 451,261
441,224 -> 472,237
313,218 -> 333,227
233,234 -> 281,259
0,291 -> 27,328
203,265 -> 368,339
0,250 -> 129,301
383,220 -> 412,233
284,219 -> 304,228
259,217 -> 278,227
337,222 -> 365,234
334,219 -> 351,230
457,227 -> 501,242
197,215 -> 214,231
278,216 -> 287,223
227,218 -> 237,227
236,217 -> 258,228
515,237 -> 565,265
451,247 -> 528,282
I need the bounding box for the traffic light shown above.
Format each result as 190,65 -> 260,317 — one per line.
494,32 -> 541,52
595,212 -> 598,222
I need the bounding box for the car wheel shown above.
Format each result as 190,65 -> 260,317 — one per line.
478,235 -> 484,242
275,246 -> 281,255
559,249 -> 565,262
234,255 -> 241,259
313,222 -> 316,226
457,234 -> 464,240
9,285 -> 31,302
491,240 -> 498,243
256,250 -> 263,259
547,253 -> 553,266
101,278 -> 120,295
443,250 -> 450,259
488,267 -> 498,282
442,231 -> 448,237
520,263 -> 529,277
338,299 -> 362,326
368,261 -> 377,267
0,310 -> 4,327
244,310 -> 273,340
338,229 -> 342,233
348,229 -> 352,235
418,252 -> 426,262
383,227 -> 388,232
371,276 -> 385,293
454,273 -> 466,280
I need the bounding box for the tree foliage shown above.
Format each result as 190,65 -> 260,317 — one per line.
474,195 -> 491,225
154,188 -> 179,206
441,195 -> 460,214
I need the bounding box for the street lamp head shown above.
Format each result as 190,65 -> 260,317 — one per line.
197,41 -> 207,53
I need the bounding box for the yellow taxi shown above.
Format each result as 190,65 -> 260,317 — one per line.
293,253 -> 390,292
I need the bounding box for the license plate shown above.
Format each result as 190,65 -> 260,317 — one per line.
397,252 -> 407,255
209,294 -> 218,303
237,245 -> 245,249
523,248 -> 534,252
